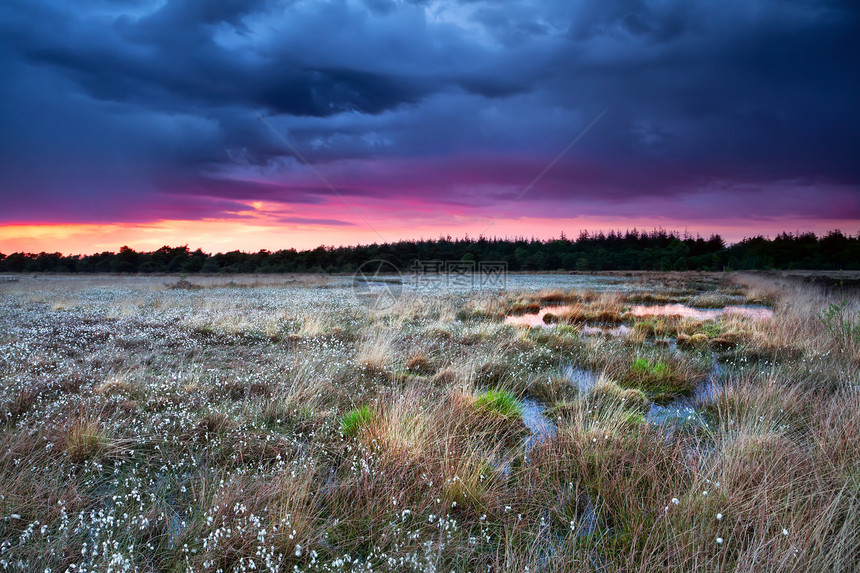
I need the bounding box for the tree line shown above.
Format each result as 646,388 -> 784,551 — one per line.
1,230 -> 858,274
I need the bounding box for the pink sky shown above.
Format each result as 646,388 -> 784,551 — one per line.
2,0 -> 859,256
2,207 -> 856,255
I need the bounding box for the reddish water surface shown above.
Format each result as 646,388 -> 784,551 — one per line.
628,304 -> 773,320
580,324 -> 632,336
504,303 -> 772,329
504,306 -> 631,336
504,306 -> 572,327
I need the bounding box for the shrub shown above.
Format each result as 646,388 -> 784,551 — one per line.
818,302 -> 860,349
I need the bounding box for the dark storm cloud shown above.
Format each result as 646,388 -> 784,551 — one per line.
0,0 -> 858,225
6,0 -> 432,117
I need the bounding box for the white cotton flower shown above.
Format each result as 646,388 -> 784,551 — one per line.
783,529 -> 789,536
671,498 -> 680,505
716,537 -> 724,545
716,513 -> 723,521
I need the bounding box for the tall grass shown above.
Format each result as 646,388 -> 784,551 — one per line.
0,271 -> 857,571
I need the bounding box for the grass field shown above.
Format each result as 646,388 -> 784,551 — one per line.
0,271 -> 858,572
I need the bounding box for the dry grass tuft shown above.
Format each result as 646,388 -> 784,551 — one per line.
404,351 -> 434,374
354,330 -> 396,373
65,416 -> 112,463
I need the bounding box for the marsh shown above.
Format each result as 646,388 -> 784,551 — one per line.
0,272 -> 857,572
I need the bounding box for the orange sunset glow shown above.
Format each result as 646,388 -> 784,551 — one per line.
1,0 -> 858,256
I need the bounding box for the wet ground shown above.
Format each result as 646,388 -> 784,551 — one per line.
506,303 -> 773,328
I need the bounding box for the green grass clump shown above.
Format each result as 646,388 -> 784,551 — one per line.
340,405 -> 373,436
700,320 -> 722,337
631,357 -> 669,377
474,389 -> 522,419
625,357 -> 694,403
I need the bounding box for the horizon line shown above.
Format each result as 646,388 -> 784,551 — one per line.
2,227 -> 857,258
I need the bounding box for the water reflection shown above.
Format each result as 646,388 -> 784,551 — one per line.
504,306 -> 631,336
629,304 -> 773,320
646,364 -> 724,431
504,306 -> 568,327
580,324 -> 632,337
521,398 -> 557,456
566,366 -> 600,393
506,303 -> 773,327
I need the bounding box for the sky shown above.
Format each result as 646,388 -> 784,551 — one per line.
1,0 -> 859,254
